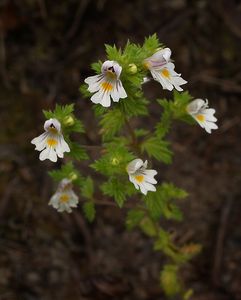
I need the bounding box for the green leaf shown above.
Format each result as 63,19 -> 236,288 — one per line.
43,104 -> 74,120
160,264 -> 181,297
142,34 -> 162,57
141,137 -> 172,164
100,108 -> 125,141
83,201 -> 96,222
155,99 -> 173,138
119,94 -> 149,117
126,209 -> 145,230
91,61 -> 102,73
49,162 -> 83,187
101,177 -> 135,207
91,141 -> 134,176
67,142 -> 89,161
81,177 -> 94,199
144,183 -> 187,220
139,217 -> 157,237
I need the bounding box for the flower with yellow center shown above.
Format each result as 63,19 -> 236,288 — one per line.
31,118 -> 70,162
84,60 -> 127,107
186,99 -> 218,134
144,48 -> 187,91
49,179 -> 79,213
126,158 -> 157,195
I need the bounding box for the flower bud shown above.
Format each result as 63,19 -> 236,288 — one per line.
63,115 -> 75,127
128,63 -> 137,74
69,172 -> 78,181
111,157 -> 120,166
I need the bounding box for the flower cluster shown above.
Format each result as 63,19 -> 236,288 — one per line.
31,40 -> 219,210
84,48 -> 217,133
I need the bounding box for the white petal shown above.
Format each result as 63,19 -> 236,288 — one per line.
111,80 -> 127,102
31,132 -> 48,151
153,71 -> 174,91
139,183 -> 148,195
44,118 -> 61,132
126,159 -> 144,174
129,175 -> 139,190
100,91 -> 112,107
59,135 -> 70,153
187,99 -> 206,115
142,181 -> 156,192
39,147 -> 57,162
204,109 -> 217,122
85,75 -> 103,93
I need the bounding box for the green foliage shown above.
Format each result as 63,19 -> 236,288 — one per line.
43,104 -> 84,133
49,162 -> 83,187
126,209 -> 145,230
119,93 -> 149,117
144,183 -> 187,220
100,108 -> 125,141
142,34 -> 162,57
83,201 -> 96,222
156,91 -> 194,138
141,137 -> 173,164
139,216 -> 157,237
43,36 -> 203,299
67,141 -> 88,161
91,140 -> 134,176
160,264 -> 182,297
101,177 -> 136,207
81,177 -> 94,199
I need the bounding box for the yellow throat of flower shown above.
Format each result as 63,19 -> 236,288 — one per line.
60,194 -> 70,203
135,175 -> 144,183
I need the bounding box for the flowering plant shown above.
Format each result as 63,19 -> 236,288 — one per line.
31,34 -> 217,298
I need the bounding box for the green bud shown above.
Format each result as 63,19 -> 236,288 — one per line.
63,115 -> 75,127
69,172 -> 78,181
111,157 -> 120,166
128,63 -> 137,74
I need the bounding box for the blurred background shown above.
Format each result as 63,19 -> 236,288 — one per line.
0,0 -> 241,299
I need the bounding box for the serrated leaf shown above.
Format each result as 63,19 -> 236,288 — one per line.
141,137 -> 172,164
91,141 -> 134,176
101,177 -> 135,208
160,264 -> 181,297
49,162 -> 83,187
83,201 -> 95,222
126,209 -> 145,230
144,183 -> 187,220
67,142 -> 88,161
119,95 -> 149,117
81,177 -> 94,199
139,217 -> 157,237
100,108 -> 125,141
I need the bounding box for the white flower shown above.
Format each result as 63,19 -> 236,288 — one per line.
144,48 -> 187,91
84,60 -> 127,107
49,179 -> 79,213
31,118 -> 70,162
126,158 -> 157,195
186,98 -> 218,134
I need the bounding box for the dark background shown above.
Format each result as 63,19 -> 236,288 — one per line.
0,0 -> 241,299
